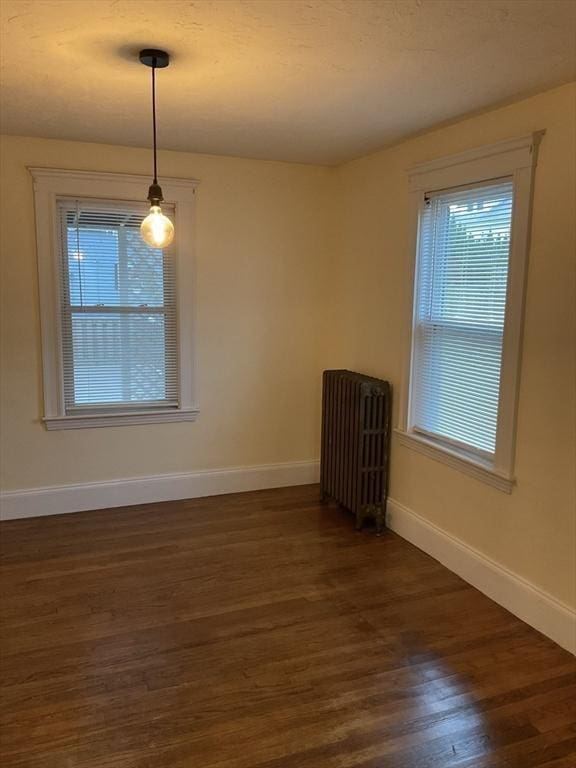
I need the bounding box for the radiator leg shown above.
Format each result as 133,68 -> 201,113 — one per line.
374,505 -> 386,536
354,508 -> 364,531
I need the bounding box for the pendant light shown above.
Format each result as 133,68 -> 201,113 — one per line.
139,48 -> 174,249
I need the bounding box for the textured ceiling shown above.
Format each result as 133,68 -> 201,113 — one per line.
1,0 -> 575,165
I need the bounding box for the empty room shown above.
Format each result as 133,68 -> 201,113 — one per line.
0,1 -> 575,766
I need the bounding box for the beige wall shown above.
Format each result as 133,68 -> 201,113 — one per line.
332,83 -> 576,608
1,83 -> 574,610
0,136 -> 334,489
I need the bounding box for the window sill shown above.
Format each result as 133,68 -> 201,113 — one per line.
44,409 -> 200,430
394,429 -> 514,493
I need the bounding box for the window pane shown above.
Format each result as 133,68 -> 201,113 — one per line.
412,180 -> 514,456
68,313 -> 173,406
58,199 -> 178,412
66,222 -> 167,308
413,325 -> 502,453
429,187 -> 512,328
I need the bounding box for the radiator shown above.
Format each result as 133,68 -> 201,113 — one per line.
320,370 -> 391,534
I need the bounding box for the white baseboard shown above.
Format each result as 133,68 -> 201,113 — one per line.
387,497 -> 576,655
0,460 -> 320,521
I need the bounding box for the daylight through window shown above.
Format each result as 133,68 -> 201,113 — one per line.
410,180 -> 514,458
57,198 -> 179,413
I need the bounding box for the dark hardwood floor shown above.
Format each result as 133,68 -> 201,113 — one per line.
0,484 -> 575,767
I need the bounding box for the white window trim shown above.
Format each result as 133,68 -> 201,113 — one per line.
30,168 -> 200,430
396,132 -> 544,492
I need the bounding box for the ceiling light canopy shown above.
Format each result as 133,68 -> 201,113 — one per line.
139,48 -> 174,249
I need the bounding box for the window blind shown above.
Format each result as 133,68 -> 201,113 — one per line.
57,198 -> 178,413
411,179 -> 514,457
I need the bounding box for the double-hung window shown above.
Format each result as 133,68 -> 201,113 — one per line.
399,134 -> 542,491
32,169 -> 199,429
412,180 -> 513,457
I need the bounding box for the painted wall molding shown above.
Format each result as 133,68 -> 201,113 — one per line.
387,497 -> 576,655
0,460 -> 320,521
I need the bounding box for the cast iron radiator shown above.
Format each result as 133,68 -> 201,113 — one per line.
320,370 -> 391,534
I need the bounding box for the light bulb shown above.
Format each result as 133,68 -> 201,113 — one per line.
140,205 -> 174,249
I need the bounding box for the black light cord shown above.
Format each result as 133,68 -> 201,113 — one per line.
140,48 -> 169,205
151,62 -> 158,184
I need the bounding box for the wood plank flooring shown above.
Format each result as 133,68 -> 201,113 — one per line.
1,484 -> 575,767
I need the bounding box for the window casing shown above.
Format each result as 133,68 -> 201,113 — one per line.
31,169 -> 199,429
397,134 -> 543,492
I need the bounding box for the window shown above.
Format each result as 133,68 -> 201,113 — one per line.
398,133 -> 543,491
31,169 -> 198,429
412,180 -> 513,457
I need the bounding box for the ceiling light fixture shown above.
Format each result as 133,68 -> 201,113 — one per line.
139,48 -> 174,249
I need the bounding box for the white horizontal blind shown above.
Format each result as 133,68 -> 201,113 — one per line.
56,198 -> 179,413
411,179 -> 514,457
